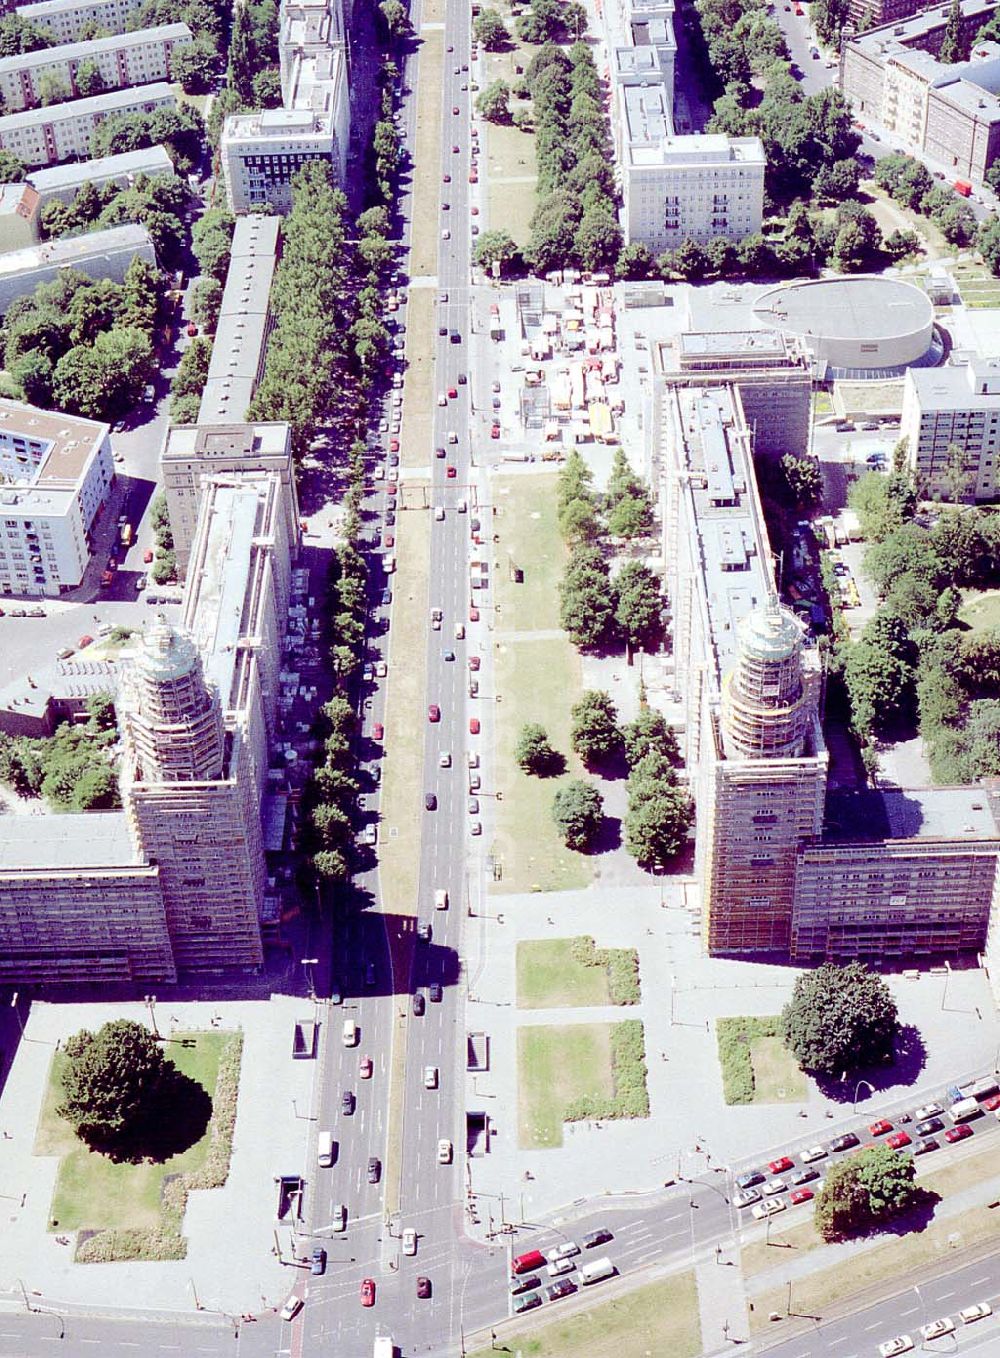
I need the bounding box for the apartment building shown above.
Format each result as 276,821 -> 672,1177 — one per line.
0,24 -> 191,114
792,788 -> 1000,963
0,400 -> 114,597
0,82 -> 174,169
222,0 -> 349,212
26,144 -> 174,206
655,328 -> 812,458
15,0 -> 148,44
0,222 -> 156,315
899,357 -> 1000,499
605,0 -> 764,250
0,181 -> 40,252
841,0 -> 1000,184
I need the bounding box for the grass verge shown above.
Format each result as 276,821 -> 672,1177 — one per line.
494,472 -> 565,630
35,1031 -> 242,1261
516,936 -> 641,1008
959,588 -> 1000,633
469,1270 -> 701,1358
748,1202 -> 1000,1331
716,1016 -> 805,1105
518,1023 -> 613,1149
399,286 -> 435,470
409,28 -> 444,280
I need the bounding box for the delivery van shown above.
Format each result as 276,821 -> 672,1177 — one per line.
579,1256 -> 615,1285
949,1097 -> 982,1123
511,1248 -> 546,1275
317,1130 -> 335,1168
342,1018 -> 358,1047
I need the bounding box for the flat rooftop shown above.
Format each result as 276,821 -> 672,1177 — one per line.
0,24 -> 191,77
824,787 -> 1000,842
27,146 -> 173,193
679,386 -> 775,680
0,82 -> 173,134
850,0 -> 996,54
752,276 -> 933,343
0,399 -> 108,486
163,422 -> 290,462
678,329 -> 792,361
0,810 -> 137,870
907,359 -> 1000,407
0,224 -> 151,297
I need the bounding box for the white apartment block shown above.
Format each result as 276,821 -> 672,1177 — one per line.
900,357 -> 1000,501
606,0 -> 764,251
26,144 -> 173,205
0,24 -> 191,114
222,0 -> 349,212
0,82 -> 174,169
16,0 -> 148,44
0,400 -> 114,597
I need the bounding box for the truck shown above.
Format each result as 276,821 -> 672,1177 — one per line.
948,1096 -> 982,1124
120,523 -> 133,548
489,304 -> 501,341
292,1017 -> 317,1059
954,180 -> 972,197
374,1339 -> 396,1358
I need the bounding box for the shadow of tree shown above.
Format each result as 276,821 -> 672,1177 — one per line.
86,1065 -> 213,1165
816,1023 -> 927,1105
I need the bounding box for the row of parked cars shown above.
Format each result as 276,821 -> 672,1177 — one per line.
879,1301 -> 993,1356
734,1078 -> 1000,1217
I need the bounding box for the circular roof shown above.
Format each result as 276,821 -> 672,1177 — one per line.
133,615 -> 200,683
738,604 -> 803,665
751,276 -> 933,345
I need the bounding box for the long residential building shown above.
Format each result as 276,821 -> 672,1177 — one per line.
841,0 -> 1000,185
0,222 -> 156,314
25,144 -> 174,206
603,0 -> 765,251
0,399 -> 114,597
15,0 -> 148,44
0,24 -> 191,114
0,81 -> 174,169
221,0 -> 349,212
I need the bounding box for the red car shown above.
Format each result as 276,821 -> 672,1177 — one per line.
981,1093 -> 1000,1111
767,1157 -> 794,1174
383,534 -> 394,548
428,704 -> 441,722
447,466 -> 457,478
361,1278 -> 376,1307
490,424 -> 500,439
372,722 -> 384,741
789,1188 -> 813,1205
143,549 -> 154,563
360,1055 -> 373,1079
469,605 -> 480,622
469,717 -> 481,735
945,1124 -> 973,1143
77,634 -> 94,649
442,173 -> 451,183
448,387 -> 457,399
886,1130 -> 911,1150
186,322 -> 198,337
386,483 -> 397,496
389,437 -> 400,452
469,656 -> 480,671
469,172 -> 478,183
868,1120 -> 893,1137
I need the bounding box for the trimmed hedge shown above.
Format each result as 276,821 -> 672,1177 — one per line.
565,1019 -> 649,1121
76,1030 -> 244,1264
716,1015 -> 780,1105
569,934 -> 641,1005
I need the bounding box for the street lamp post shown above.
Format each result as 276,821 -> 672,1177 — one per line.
144,994 -> 160,1041
301,957 -> 318,1001
852,1079 -> 875,1112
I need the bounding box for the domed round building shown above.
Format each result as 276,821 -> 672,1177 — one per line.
751,276 -> 940,380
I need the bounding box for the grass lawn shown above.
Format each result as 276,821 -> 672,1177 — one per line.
518,1024 -> 613,1148
409,28 -> 444,280
480,13 -> 538,249
750,1037 -> 808,1104
959,589 -> 1000,632
492,636 -> 591,893
741,1217 -> 821,1278
36,1033 -> 225,1234
399,285 -> 435,470
517,938 -> 611,1008
469,1270 -> 701,1358
494,473 -> 565,631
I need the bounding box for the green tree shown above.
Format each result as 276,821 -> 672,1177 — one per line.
781,454 -> 823,508
10,349 -> 52,406
815,1145 -> 917,1241
474,229 -> 519,275
551,778 -> 603,849
0,14 -> 54,56
781,962 -> 900,1075
515,722 -> 561,775
171,335 -> 212,398
884,227 -> 920,261
570,690 -> 622,765
172,38 -> 216,93
252,66 -> 282,107
560,550 -> 617,649
191,277 -> 223,330
614,560 -> 663,649
518,0 -> 564,44
58,1020 -> 168,1155
622,706 -> 680,768
228,1 -> 255,101
623,786 -> 694,866
74,58 -> 105,97
473,8 -> 509,48
37,71 -> 70,106
939,0 -> 965,62
0,149 -> 24,183
607,493 -> 653,539
476,79 -> 510,122
379,0 -> 411,40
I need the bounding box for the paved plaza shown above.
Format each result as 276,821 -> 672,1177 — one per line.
0,995 -> 323,1316
462,879 -> 1000,1230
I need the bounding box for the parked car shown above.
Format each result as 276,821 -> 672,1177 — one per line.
767,1157 -> 794,1174
828,1132 -> 859,1152
367,1157 -> 381,1183
360,1278 -> 376,1307
310,1247 -> 326,1275
416,1276 -> 432,1299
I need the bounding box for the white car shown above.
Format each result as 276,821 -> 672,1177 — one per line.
920,1320 -> 954,1342
913,1102 -> 943,1121
733,1188 -> 761,1209
763,1177 -> 787,1194
439,752 -> 452,768
751,1197 -> 786,1221
550,1241 -> 580,1261
332,1203 -> 347,1232
375,660 -> 387,678
546,1257 -> 575,1277
959,1303 -> 992,1323
424,1065 -> 438,1089
437,1138 -> 453,1164
402,1228 -> 417,1256
801,1145 -> 827,1163
441,228 -> 451,240
468,751 -> 479,768
435,507 -> 445,520
878,1339 -> 913,1358
437,392 -> 447,406
280,1295 -> 304,1322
